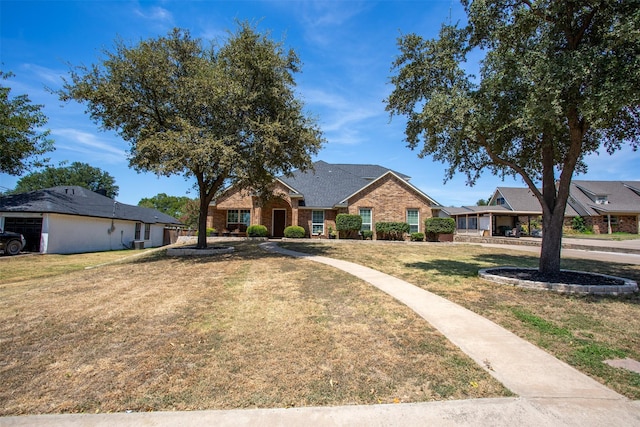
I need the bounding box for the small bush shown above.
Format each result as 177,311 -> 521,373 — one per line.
572,216 -> 587,232
284,225 -> 306,238
410,232 -> 424,242
375,222 -> 410,240
336,214 -> 362,239
361,230 -> 373,240
246,224 -> 268,237
205,227 -> 217,236
425,217 -> 455,242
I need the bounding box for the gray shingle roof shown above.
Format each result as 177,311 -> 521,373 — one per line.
278,161 -> 420,208
0,186 -> 182,225
571,181 -> 640,214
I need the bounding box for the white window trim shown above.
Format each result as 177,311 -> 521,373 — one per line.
312,210 -> 325,235
359,208 -> 372,231
407,209 -> 420,233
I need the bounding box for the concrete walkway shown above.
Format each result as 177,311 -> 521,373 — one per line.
2,241 -> 640,427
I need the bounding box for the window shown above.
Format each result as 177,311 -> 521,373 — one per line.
227,209 -> 251,231
359,208 -> 372,231
596,196 -> 608,204
496,197 -> 506,205
144,223 -> 151,240
457,217 -> 467,230
312,210 -> 324,235
609,215 -> 618,225
134,222 -> 141,240
468,217 -> 478,230
407,209 -> 419,233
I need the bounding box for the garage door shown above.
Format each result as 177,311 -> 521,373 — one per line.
4,217 -> 42,252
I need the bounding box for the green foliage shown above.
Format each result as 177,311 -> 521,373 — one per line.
284,225 -> 305,238
410,232 -> 424,242
246,224 -> 268,237
425,217 -> 455,234
13,161 -> 118,198
206,227 -> 217,236
386,1 -> 640,274
572,216 -> 587,232
138,193 -> 192,220
0,71 -> 54,175
58,23 -> 323,248
336,214 -> 362,231
375,222 -> 410,241
361,230 -> 373,240
336,214 -> 362,239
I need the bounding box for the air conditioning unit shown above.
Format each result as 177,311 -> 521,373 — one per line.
132,240 -> 145,249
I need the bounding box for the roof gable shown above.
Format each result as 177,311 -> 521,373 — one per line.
278,161 -> 424,208
571,180 -> 640,214
0,186 -> 181,224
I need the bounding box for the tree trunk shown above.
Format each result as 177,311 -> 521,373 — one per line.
197,195 -> 208,249
539,210 -> 564,275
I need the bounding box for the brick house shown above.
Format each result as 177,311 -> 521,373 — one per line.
208,161 -> 442,238
444,181 -> 640,236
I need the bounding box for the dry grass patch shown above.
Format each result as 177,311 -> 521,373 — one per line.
0,242 -> 508,415
281,241 -> 640,399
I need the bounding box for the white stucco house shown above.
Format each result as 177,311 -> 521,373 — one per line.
0,186 -> 182,254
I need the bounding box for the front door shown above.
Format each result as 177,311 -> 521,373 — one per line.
272,209 -> 286,238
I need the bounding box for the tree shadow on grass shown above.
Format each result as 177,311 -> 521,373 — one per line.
405,253 -> 540,278
133,241 -> 284,265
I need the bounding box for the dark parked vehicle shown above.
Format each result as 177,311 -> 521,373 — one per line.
0,230 -> 27,256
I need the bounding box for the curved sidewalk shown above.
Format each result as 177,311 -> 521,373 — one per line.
3,242 -> 639,427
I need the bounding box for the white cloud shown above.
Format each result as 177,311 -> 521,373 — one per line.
133,5 -> 173,22
21,64 -> 65,86
52,128 -> 127,164
304,86 -> 383,145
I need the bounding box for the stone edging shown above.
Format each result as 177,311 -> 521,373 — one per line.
478,267 -> 638,295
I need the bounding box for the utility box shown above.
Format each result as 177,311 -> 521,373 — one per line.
132,240 -> 145,249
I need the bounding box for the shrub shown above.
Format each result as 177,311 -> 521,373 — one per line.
424,217 -> 455,241
284,225 -> 306,238
206,227 -> 217,236
572,216 -> 587,232
246,224 -> 268,237
375,222 -> 410,240
336,214 -> 362,239
361,230 -> 373,240
410,232 -> 424,242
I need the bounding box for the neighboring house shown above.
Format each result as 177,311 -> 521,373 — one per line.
569,180 -> 640,234
208,161 -> 442,238
0,186 -> 182,254
444,181 -> 640,236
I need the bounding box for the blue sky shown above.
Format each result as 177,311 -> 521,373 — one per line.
1,1 -> 637,207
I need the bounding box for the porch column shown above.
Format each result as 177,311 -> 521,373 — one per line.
489,213 -> 493,236
292,203 -> 299,227
254,206 -> 262,225
607,214 -> 612,234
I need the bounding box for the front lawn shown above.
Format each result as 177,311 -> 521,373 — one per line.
0,242 -> 508,415
281,240 -> 640,399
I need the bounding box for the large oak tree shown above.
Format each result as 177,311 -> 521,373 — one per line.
13,161 -> 118,198
60,24 -> 323,248
386,0 -> 639,275
0,71 -> 54,176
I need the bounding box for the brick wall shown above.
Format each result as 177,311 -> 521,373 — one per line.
346,174 -> 436,237
565,215 -> 639,234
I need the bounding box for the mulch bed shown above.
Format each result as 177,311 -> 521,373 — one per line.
486,268 -> 625,286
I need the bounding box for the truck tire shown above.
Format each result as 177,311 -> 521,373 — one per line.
5,239 -> 22,256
